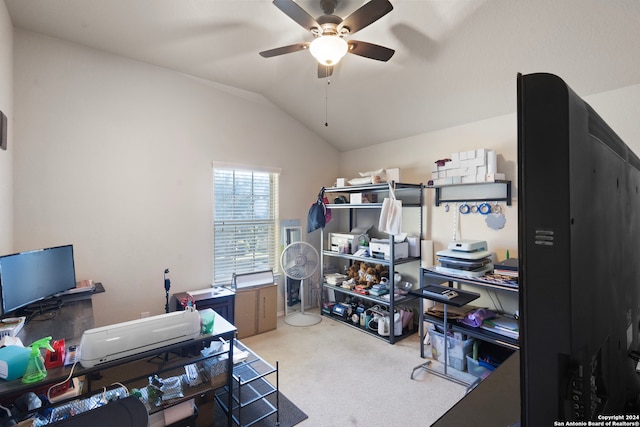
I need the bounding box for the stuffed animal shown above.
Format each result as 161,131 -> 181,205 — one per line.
347,263 -> 360,281
374,263 -> 389,281
360,266 -> 381,288
357,262 -> 368,281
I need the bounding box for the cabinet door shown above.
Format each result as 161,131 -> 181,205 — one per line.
200,295 -> 235,324
235,289 -> 257,339
257,284 -> 277,334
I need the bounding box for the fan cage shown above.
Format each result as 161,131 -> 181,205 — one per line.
281,242 -> 319,280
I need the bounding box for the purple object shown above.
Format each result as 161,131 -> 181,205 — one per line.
460,308 -> 495,328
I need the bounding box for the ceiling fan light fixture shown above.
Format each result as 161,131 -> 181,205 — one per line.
310,35 -> 348,66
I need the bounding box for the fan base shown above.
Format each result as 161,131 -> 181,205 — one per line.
284,312 -> 322,327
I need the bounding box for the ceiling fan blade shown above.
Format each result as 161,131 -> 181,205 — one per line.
347,40 -> 395,61
318,63 -> 334,78
273,0 -> 320,32
338,0 -> 393,35
260,42 -> 310,58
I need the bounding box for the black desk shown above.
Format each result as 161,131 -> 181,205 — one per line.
13,282 -> 105,346
409,283 -> 480,385
0,298 -> 96,398
0,296 -> 237,427
18,298 -> 94,348
431,350 -> 520,426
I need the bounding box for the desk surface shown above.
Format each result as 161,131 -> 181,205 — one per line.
18,298 -> 94,347
0,300 -> 237,399
431,351 -> 521,427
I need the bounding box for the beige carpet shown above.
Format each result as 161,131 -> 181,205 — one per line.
241,311 -> 469,427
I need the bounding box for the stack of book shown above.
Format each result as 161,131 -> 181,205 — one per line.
480,315 -> 519,340
493,258 -> 518,277
325,273 -> 347,285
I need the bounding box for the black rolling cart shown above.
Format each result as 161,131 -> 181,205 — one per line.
409,282 -> 480,385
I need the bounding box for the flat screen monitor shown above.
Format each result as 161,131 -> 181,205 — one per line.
0,244 -> 77,316
517,73 -> 640,424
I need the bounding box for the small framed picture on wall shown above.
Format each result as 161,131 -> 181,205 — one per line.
0,111 -> 7,151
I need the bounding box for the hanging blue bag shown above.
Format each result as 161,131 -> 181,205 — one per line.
307,187 -> 328,233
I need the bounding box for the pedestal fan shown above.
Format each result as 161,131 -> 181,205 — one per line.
281,241 -> 322,326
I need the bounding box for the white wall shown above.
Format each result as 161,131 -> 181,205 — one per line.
584,83 -> 640,154
338,81 -> 640,315
338,115 -> 519,312
11,24 -> 640,326
0,2 -> 12,255
340,115 -> 519,255
13,30 -> 339,326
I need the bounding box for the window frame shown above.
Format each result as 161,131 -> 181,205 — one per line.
212,162 -> 280,285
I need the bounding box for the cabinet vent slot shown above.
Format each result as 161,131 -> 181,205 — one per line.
534,229 -> 555,246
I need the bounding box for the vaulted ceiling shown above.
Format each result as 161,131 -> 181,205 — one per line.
6,0 -> 640,151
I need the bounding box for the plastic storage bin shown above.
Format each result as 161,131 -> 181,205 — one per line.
428,327 -> 474,371
466,355 -> 492,378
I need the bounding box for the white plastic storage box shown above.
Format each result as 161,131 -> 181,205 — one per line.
350,193 -> 378,204
428,327 -> 475,371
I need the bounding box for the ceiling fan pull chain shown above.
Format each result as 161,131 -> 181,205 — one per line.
325,71 -> 330,127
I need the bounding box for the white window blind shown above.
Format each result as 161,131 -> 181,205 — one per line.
213,166 -> 279,284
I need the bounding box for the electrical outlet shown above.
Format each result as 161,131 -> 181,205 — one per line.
140,312 -> 150,318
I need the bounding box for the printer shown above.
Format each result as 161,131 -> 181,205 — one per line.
329,232 -> 359,254
329,226 -> 372,254
370,238 -> 409,260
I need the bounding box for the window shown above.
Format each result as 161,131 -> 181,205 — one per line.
213,164 -> 280,284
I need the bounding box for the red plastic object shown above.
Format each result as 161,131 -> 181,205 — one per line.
44,338 -> 66,369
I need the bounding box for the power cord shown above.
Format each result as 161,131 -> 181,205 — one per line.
487,289 -> 506,314
99,383 -> 130,406
47,360 -> 78,402
0,403 -> 10,418
109,382 -> 129,398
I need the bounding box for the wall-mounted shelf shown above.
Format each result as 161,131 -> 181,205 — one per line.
427,181 -> 511,207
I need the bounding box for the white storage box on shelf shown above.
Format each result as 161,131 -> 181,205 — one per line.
350,193 -> 378,204
430,149 -> 501,185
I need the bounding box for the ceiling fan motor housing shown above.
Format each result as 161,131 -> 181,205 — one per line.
260,0 -> 395,76
313,14 -> 348,37
320,0 -> 338,15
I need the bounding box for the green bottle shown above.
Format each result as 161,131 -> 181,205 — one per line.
22,336 -> 54,384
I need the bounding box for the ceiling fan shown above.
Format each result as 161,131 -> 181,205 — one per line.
259,0 -> 395,78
